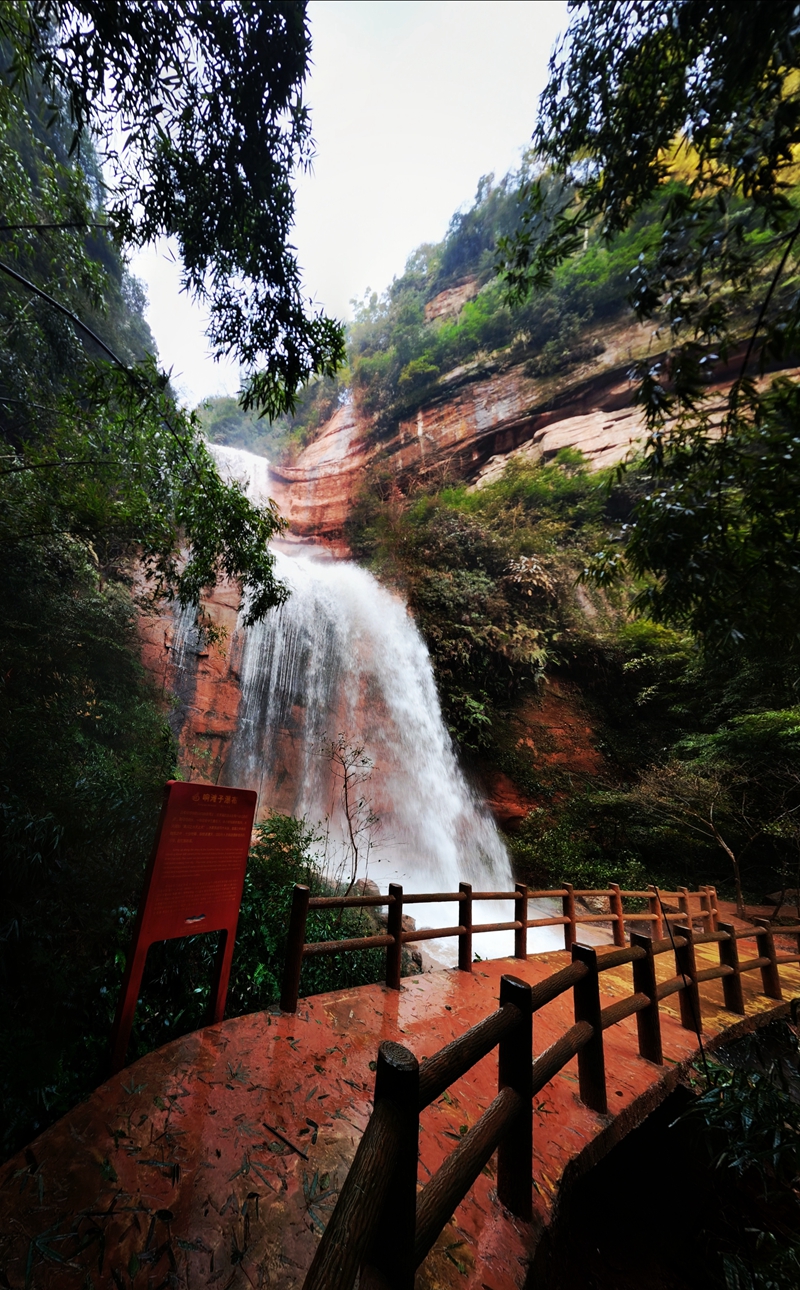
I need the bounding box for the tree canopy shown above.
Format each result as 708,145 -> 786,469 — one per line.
0,2 -> 345,1152
499,0 -> 800,659
1,1 -> 344,415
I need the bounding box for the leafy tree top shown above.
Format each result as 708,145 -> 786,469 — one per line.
1,0 -> 345,417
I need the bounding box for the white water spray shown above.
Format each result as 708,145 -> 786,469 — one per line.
229,548 -> 512,895
201,444 -> 579,959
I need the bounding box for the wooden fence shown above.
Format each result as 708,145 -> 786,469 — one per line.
296,909 -> 800,1290
280,881 -> 723,1012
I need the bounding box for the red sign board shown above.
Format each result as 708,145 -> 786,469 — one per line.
110,780 -> 257,1072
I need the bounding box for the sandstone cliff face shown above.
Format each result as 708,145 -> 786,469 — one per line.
139,580 -> 245,785
423,276 -> 479,323
268,320 -> 799,552
268,317 -> 657,549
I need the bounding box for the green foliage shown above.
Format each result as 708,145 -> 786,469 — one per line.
0,53 -> 291,620
195,395 -> 274,456
618,379 -> 800,655
501,0 -> 800,662
196,377 -> 346,461
0,540 -> 176,1158
347,452 -> 634,752
1,1 -> 345,416
348,478 -> 570,749
686,1028 -> 800,1289
346,168 -> 668,442
441,449 -> 606,548
508,793 -> 647,891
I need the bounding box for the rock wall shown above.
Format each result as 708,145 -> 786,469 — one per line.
267,317 -> 657,549
139,579 -> 245,785
268,321 -> 799,552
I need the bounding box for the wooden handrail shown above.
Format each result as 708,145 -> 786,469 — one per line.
418,1002 -> 521,1108
278,880 -> 788,1013
308,893 -> 395,910
414,1086 -> 523,1267
303,933 -> 395,956
529,959 -> 588,1010
300,913 -> 800,1290
596,945 -> 647,971
531,1020 -> 594,1095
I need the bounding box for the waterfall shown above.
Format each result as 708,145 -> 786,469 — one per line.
229,550 -> 512,894
201,442 -> 544,960
208,440 -> 272,503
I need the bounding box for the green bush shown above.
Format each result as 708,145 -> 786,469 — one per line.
508,793 -> 647,891
685,1027 -> 800,1289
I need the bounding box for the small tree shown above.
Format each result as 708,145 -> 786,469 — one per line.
323,735 -> 380,895
632,762 -> 751,917
632,750 -> 800,919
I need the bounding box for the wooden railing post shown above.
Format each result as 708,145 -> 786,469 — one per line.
304,1040 -> 417,1290
609,883 -> 625,947
674,923 -> 702,1033
514,882 -> 528,960
754,917 -> 783,1000
700,886 -> 713,934
678,886 -> 691,926
496,975 -> 533,1220
708,885 -> 720,932
571,943 -> 607,1114
648,885 -> 664,940
364,1042 -> 420,1290
717,922 -> 745,1014
386,883 -> 403,990
280,883 -> 310,1013
562,882 -> 576,950
631,932 -> 662,1064
458,882 -> 473,972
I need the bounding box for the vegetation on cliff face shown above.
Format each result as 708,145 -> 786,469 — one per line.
347,448 -> 609,747
503,0 -> 800,662
210,156 -> 676,461
334,1 -> 800,921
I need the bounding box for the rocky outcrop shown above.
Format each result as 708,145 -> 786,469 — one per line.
267,318 -> 658,548
139,579 -> 244,784
423,276 -> 479,323
267,401 -> 363,555
268,318 -> 800,552
478,678 -> 607,831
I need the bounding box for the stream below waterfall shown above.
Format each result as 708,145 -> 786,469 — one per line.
185,444 -> 583,963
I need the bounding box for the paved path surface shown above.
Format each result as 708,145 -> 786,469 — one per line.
2,943 -> 799,1290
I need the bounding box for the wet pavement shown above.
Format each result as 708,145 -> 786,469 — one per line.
2,943 -> 798,1290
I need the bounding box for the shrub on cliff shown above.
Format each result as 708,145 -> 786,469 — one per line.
345,455 -> 612,750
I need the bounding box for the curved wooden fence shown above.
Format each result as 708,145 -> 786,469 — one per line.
283,885 -> 800,1290
280,880 -> 723,1012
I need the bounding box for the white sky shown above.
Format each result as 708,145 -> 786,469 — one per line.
130,0 -> 568,408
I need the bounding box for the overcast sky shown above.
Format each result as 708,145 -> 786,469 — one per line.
130,0 -> 568,408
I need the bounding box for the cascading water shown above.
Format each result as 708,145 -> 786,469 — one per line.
200,443 -> 568,960
228,549 -> 512,896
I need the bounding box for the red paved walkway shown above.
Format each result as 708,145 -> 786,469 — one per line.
1,945 -> 798,1290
